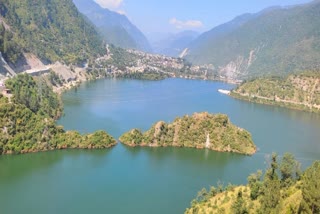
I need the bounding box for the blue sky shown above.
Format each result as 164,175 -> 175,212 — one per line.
95,0 -> 313,35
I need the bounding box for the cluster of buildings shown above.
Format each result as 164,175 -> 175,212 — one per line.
93,47 -> 237,82
126,49 -> 184,72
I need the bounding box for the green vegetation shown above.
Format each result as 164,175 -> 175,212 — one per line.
186,1 -> 320,79
114,71 -> 169,81
0,23 -> 22,63
103,45 -> 142,70
5,74 -> 62,119
231,71 -> 320,113
48,70 -> 64,87
91,45 -> 192,81
0,0 -> 104,65
119,112 -> 256,155
0,74 -> 116,155
186,154 -> 319,214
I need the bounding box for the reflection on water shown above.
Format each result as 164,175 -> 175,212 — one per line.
125,145 -> 246,168
0,149 -> 113,182
1,78 -> 320,214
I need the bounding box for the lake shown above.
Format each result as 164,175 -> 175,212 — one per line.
0,78 -> 319,214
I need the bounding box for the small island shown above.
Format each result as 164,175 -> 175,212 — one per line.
119,112 -> 256,155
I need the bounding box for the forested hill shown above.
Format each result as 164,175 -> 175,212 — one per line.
185,1 -> 320,80
0,74 -> 116,154
73,0 -> 152,52
0,0 -> 104,69
231,71 -> 320,113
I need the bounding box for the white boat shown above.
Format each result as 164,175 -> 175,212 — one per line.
218,89 -> 230,95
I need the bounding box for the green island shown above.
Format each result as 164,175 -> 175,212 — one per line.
119,112 -> 256,155
230,71 -> 320,113
186,153 -> 320,214
0,74 -> 116,155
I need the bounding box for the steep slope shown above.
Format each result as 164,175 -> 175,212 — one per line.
0,0 -> 104,72
187,12 -> 257,59
185,1 -> 320,79
73,0 -> 152,52
152,30 -> 199,57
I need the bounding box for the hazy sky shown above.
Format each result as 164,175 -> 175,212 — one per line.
94,0 -> 313,35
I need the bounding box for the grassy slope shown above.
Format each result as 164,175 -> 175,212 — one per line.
185,184 -> 302,214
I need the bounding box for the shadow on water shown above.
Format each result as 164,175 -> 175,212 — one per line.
0,149 -> 113,183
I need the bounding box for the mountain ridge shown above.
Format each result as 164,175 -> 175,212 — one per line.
73,0 -> 152,52
185,1 -> 320,80
152,30 -> 199,57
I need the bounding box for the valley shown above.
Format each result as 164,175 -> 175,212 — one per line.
0,0 -> 320,213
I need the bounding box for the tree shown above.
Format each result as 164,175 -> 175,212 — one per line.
259,153 -> 281,214
196,188 -> 209,203
300,161 -> 320,214
5,74 -> 62,119
280,153 -> 301,187
247,170 -> 263,200
231,190 -> 248,214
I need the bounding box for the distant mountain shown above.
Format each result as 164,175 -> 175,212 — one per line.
186,13 -> 257,56
185,1 -> 320,80
73,0 -> 152,52
152,31 -> 199,57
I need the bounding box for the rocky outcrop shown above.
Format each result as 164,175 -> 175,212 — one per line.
0,52 -> 16,77
120,112 -> 256,155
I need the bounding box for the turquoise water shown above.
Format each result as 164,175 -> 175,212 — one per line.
0,78 -> 319,214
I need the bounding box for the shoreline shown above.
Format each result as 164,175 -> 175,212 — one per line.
2,142 -> 118,156
230,91 -> 320,114
56,75 -> 239,96
120,141 -> 256,156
